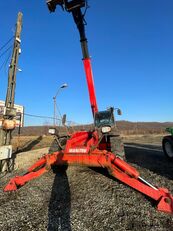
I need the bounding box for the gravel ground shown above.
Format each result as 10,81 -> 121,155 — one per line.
0,145 -> 173,231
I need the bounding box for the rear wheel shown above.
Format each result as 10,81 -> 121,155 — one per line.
110,135 -> 125,160
162,135 -> 173,160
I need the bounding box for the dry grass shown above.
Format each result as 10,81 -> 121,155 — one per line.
11,135 -> 54,152
11,133 -> 165,154
122,134 -> 165,146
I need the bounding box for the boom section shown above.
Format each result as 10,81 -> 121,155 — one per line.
72,8 -> 98,117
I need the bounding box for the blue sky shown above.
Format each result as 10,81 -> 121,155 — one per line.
0,0 -> 173,125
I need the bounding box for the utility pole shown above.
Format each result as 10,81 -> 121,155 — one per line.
0,12 -> 23,172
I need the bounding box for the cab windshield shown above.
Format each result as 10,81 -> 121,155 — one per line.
94,111 -> 114,127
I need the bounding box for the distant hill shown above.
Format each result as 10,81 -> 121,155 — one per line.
12,121 -> 173,136
116,121 -> 173,135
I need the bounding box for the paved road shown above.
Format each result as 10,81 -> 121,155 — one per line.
125,143 -> 173,181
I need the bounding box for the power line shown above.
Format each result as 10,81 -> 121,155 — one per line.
0,58 -> 7,72
0,36 -> 14,53
23,112 -> 80,125
24,112 -> 58,121
0,45 -> 13,59
0,51 -> 11,73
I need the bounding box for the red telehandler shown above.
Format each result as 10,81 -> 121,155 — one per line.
4,0 -> 173,214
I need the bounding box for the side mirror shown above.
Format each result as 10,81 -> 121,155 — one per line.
62,114 -> 67,126
117,108 -> 122,116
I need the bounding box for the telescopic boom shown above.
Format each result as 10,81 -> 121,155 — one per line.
47,0 -> 98,117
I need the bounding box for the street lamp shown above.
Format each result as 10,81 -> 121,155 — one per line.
53,83 -> 68,126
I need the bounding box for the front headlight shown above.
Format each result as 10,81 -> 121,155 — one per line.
101,126 -> 111,133
48,128 -> 56,135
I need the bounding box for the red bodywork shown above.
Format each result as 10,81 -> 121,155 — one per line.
4,53 -> 173,215
83,58 -> 98,117
4,5 -> 173,214
4,1 -> 173,221
4,131 -> 173,214
4,55 -> 173,214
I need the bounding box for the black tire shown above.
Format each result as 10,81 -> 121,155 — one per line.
162,135 -> 173,160
110,135 -> 126,160
49,137 -> 67,153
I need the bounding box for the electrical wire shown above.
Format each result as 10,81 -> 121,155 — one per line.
83,0 -> 89,17
0,51 -> 11,73
0,110 -> 78,125
24,113 -> 59,121
0,45 -> 13,59
0,36 -> 14,53
0,58 -> 7,72
23,112 -> 80,126
82,0 -> 89,25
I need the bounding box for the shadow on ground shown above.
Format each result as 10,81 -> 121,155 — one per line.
18,136 -> 43,153
125,143 -> 173,180
48,168 -> 71,231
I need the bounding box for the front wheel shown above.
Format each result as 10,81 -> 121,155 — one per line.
162,135 -> 173,160
49,137 -> 67,153
110,135 -> 126,161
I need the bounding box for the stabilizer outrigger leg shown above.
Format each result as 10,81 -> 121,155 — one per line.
4,149 -> 173,214
4,154 -> 57,191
